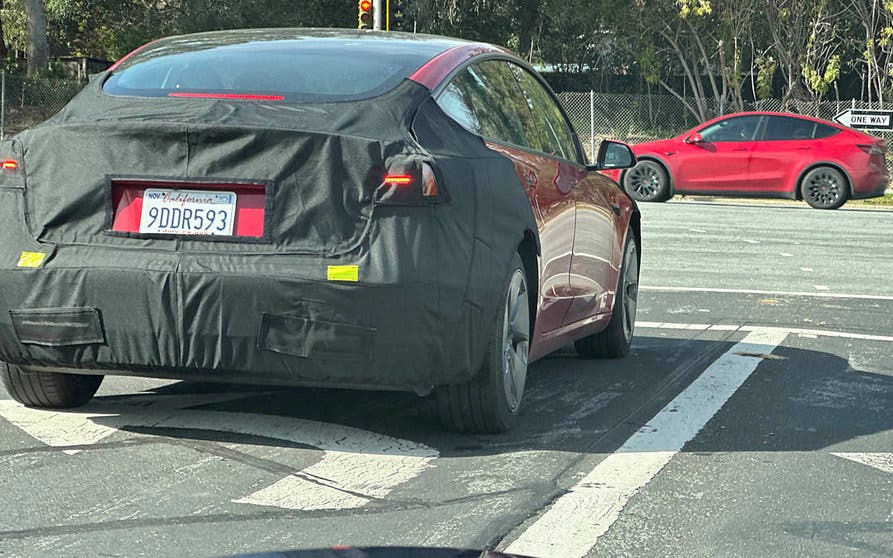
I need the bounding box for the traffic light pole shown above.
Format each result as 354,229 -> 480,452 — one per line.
373,0 -> 383,30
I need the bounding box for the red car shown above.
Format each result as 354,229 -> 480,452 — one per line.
0,30 -> 640,432
614,111 -> 888,209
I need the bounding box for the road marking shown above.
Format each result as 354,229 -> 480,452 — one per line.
814,285 -> 830,291
640,285 -> 893,301
689,228 -> 706,233
780,252 -> 794,257
743,239 -> 760,244
637,321 -> 893,343
502,328 -> 788,558
0,395 -> 437,511
832,453 -> 893,475
801,267 -> 814,272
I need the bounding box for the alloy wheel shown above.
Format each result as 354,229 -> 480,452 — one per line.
804,169 -> 842,208
502,270 -> 530,413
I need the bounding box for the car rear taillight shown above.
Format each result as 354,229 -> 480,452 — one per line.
378,162 -> 444,205
857,144 -> 885,156
1,159 -> 18,170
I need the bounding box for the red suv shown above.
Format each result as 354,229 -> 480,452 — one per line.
615,111 -> 888,209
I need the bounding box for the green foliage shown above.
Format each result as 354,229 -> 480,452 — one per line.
755,55 -> 777,99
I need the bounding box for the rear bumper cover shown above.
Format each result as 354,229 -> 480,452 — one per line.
0,259 -> 486,391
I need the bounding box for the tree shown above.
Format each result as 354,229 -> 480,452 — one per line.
22,0 -> 46,73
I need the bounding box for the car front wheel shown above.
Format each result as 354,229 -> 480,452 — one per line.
436,253 -> 530,433
623,160 -> 671,202
0,361 -> 103,408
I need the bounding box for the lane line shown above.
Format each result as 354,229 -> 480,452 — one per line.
502,328 -> 789,558
0,397 -> 437,511
637,321 -> 893,343
640,285 -> 893,301
831,453 -> 893,476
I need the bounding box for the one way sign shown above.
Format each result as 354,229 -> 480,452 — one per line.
833,108 -> 893,131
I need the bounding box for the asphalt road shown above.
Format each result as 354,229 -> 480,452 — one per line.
1,201 -> 891,558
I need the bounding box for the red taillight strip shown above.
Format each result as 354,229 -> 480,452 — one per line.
168,92 -> 285,101
1,160 -> 18,170
384,174 -> 414,185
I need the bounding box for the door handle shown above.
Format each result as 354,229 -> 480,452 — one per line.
611,202 -> 622,215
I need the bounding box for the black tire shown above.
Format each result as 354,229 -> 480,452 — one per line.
436,253 -> 530,433
0,361 -> 103,408
623,160 -> 671,202
801,166 -> 848,209
576,230 -> 639,359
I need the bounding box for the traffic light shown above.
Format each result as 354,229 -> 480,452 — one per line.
391,0 -> 406,31
358,0 -> 373,29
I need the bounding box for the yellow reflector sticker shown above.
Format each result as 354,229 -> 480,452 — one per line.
327,265 -> 359,282
16,252 -> 46,268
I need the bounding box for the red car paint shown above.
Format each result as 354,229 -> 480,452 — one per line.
414,43 -> 638,364
614,112 -> 888,200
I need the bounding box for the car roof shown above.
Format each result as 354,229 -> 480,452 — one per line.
702,111 -> 843,128
113,28 -> 477,72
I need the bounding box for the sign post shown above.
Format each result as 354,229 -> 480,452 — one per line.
833,109 -> 893,131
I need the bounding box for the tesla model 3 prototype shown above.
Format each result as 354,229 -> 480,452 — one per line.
617,111 -> 888,209
0,29 -> 640,432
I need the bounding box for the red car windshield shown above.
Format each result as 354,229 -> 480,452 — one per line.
103,33 -> 450,102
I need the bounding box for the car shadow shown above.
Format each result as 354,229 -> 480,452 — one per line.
83,333 -> 893,460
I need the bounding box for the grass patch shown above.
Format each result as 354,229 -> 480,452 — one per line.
853,193 -> 893,207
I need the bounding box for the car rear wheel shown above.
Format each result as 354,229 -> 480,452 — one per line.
801,166 -> 848,209
623,160 -> 670,202
436,253 -> 530,433
575,230 -> 638,359
0,361 -> 103,408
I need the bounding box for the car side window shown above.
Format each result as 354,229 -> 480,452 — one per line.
699,115 -> 762,142
436,61 -> 529,147
763,116 -> 820,141
508,63 -> 581,162
813,123 -> 840,139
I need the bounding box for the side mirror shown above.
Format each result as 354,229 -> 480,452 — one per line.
589,140 -> 636,171
684,132 -> 705,144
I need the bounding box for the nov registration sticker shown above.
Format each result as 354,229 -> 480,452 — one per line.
139,189 -> 237,236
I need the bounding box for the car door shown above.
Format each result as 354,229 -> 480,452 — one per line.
436,60 -> 575,334
507,64 -> 618,327
673,115 -> 762,192
748,115 -> 832,193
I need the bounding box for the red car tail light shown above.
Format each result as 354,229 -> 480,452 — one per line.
384,174 -> 414,186
1,159 -> 18,170
857,144 -> 885,156
378,163 -> 444,205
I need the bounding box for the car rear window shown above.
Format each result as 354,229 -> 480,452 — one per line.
103,37 -> 443,102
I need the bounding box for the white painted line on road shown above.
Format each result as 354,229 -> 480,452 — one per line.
801,267 -> 814,272
814,285 -> 830,291
780,253 -> 794,257
743,239 -> 761,244
0,397 -> 437,511
832,453 -> 893,475
689,228 -> 707,233
640,285 -> 893,302
502,329 -> 788,558
637,322 -> 893,343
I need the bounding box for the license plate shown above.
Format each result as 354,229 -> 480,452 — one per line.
139,189 -> 237,236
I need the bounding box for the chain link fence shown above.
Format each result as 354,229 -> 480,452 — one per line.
0,73 -> 86,139
558,90 -> 893,173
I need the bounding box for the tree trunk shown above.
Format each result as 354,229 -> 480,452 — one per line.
515,0 -> 539,62
22,0 -> 48,75
0,0 -> 8,60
